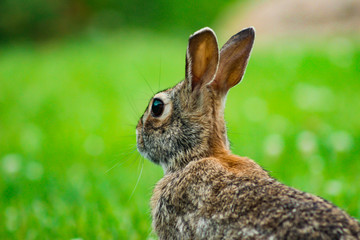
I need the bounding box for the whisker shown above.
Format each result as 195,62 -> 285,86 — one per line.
127,151 -> 140,166
110,145 -> 137,158
110,140 -> 137,154
158,57 -> 162,90
124,94 -> 141,122
128,155 -> 144,201
135,64 -> 155,95
105,146 -> 138,173
146,225 -> 155,240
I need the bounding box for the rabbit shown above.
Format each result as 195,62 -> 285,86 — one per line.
136,27 -> 360,240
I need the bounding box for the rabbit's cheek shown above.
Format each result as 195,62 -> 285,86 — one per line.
135,129 -> 142,146
136,119 -> 144,142
136,132 -> 145,153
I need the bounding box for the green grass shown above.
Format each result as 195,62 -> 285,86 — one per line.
0,31 -> 359,239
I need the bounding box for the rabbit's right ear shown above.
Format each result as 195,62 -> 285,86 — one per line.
185,27 -> 219,92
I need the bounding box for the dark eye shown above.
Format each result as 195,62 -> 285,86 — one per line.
151,98 -> 164,117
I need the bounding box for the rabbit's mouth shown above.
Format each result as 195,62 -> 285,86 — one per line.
136,125 -> 160,165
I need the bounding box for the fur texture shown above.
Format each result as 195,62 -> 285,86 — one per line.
136,27 -> 360,239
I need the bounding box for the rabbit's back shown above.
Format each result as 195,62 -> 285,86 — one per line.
151,158 -> 360,240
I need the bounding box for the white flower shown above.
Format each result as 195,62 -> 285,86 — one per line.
264,134 -> 284,157
325,180 -> 342,196
2,154 -> 22,174
296,131 -> 317,155
328,131 -> 353,152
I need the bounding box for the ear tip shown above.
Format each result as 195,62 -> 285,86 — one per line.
202,27 -> 216,33
240,26 -> 256,38
228,26 -> 255,44
190,27 -> 217,40
247,26 -> 256,36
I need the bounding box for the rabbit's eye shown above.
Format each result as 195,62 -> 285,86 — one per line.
151,98 -> 164,117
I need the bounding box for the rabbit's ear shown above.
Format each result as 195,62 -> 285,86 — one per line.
211,27 -> 255,95
186,27 -> 219,91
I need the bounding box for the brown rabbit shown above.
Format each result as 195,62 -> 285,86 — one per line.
136,27 -> 360,239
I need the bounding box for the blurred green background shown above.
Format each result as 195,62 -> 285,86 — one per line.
0,0 -> 359,239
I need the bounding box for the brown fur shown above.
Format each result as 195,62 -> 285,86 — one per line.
136,27 -> 360,239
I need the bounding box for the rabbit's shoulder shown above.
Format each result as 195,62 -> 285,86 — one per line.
151,158 -> 227,209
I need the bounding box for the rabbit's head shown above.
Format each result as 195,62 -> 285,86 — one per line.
136,27 -> 255,172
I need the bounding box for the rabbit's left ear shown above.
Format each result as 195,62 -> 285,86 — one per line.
211,27 -> 255,96
186,27 -> 219,91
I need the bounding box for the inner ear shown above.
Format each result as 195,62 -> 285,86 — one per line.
186,27 -> 219,91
